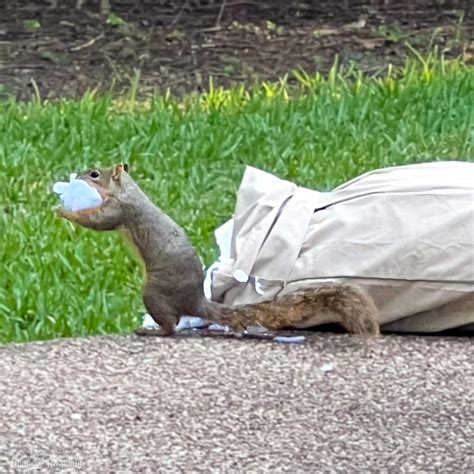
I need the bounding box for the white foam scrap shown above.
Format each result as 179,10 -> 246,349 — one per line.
142,314 -> 209,331
320,362 -> 335,373
208,323 -> 231,333
246,325 -> 268,335
53,173 -> 103,212
273,335 -> 306,344
176,316 -> 209,331
233,269 -> 249,283
142,313 -> 159,329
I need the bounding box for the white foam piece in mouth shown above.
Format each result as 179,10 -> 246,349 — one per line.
53,173 -> 103,212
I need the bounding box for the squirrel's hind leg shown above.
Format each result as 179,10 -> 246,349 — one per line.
135,290 -> 180,337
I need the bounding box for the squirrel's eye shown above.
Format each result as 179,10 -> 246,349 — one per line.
90,170 -> 100,179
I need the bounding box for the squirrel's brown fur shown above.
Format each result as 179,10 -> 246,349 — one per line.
57,164 -> 380,337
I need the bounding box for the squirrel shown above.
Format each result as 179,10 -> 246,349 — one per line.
56,164 -> 380,337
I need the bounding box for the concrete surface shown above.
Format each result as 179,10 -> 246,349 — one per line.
0,332 -> 472,473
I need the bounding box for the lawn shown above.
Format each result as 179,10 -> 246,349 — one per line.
0,55 -> 472,344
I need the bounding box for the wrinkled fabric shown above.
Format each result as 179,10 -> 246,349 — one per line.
208,161 -> 474,333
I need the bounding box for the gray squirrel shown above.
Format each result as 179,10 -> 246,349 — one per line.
57,164 -> 380,337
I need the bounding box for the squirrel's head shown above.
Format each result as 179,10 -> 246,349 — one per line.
78,163 -> 130,200
55,163 -> 133,230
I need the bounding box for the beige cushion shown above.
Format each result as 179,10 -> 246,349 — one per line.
209,162 -> 474,333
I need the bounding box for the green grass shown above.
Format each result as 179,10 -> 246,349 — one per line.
0,55 -> 473,344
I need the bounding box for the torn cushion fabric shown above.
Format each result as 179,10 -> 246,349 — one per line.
208,161 -> 474,333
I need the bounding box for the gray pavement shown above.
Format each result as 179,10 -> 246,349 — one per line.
0,332 -> 472,473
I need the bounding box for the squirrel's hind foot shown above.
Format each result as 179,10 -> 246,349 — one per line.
134,327 -> 175,337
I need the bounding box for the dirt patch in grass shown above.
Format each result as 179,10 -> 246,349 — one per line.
0,1 -> 472,99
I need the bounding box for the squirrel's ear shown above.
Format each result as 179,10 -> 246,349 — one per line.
112,164 -> 126,181
123,163 -> 129,173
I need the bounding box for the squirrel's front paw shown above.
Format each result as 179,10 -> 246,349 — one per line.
54,206 -> 66,217
55,206 -> 75,220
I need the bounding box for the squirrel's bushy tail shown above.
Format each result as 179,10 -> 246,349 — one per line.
198,284 -> 380,335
